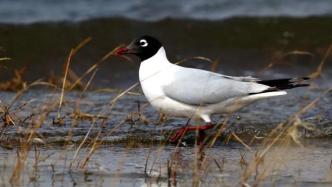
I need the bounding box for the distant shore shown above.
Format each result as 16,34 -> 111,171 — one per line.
0,16 -> 331,88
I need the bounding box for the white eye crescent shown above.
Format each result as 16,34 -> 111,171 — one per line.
139,39 -> 148,47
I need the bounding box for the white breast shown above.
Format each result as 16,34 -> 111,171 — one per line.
139,47 -> 173,107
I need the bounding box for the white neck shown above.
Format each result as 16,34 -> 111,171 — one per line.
139,47 -> 172,81
142,47 -> 169,64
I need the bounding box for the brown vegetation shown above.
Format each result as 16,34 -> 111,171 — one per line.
0,39 -> 331,186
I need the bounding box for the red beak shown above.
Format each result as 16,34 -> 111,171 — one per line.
114,47 -> 129,56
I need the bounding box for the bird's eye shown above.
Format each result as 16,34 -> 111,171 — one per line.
139,39 -> 148,47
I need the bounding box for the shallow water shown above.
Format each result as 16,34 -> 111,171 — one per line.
1,140 -> 332,187
0,86 -> 331,145
0,74 -> 328,187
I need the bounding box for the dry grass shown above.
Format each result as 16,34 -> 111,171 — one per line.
0,42 -> 330,187
0,57 -> 11,62
57,37 -> 92,119
0,68 -> 27,91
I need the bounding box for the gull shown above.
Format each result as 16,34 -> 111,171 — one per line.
115,35 -> 309,144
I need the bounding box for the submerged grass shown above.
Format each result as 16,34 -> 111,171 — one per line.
0,40 -> 331,186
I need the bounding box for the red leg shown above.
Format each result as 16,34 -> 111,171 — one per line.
169,123 -> 214,144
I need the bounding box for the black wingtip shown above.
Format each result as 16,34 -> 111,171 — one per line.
302,77 -> 310,80
257,77 -> 310,90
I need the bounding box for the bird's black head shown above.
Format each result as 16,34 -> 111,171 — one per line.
115,35 -> 162,61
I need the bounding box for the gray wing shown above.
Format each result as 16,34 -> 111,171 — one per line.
163,67 -> 269,105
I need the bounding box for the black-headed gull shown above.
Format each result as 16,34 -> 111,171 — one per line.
115,35 -> 309,144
